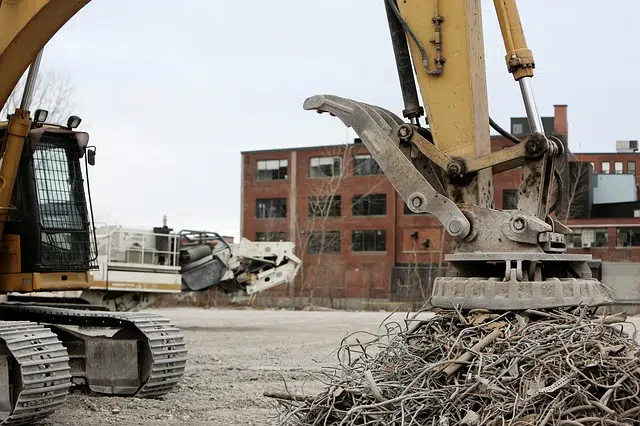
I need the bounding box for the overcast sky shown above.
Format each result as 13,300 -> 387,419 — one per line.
34,0 -> 640,240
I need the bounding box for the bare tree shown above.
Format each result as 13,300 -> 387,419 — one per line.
1,68 -> 75,125
551,151 -> 592,221
291,144 -> 387,306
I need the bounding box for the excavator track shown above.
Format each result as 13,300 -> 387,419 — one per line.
0,321 -> 71,425
0,303 -> 187,399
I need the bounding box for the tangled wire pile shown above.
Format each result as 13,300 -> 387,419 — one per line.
266,307 -> 640,425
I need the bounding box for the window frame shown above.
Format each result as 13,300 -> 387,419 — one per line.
567,227 -> 608,248
614,161 -> 624,174
352,154 -> 383,176
502,189 -> 519,210
352,230 -> 387,252
628,161 -> 636,175
255,198 -> 287,219
256,159 -> 288,181
602,161 -> 610,174
308,195 -> 341,217
309,156 -> 342,178
352,193 -> 387,216
616,227 -> 640,247
512,123 -> 523,135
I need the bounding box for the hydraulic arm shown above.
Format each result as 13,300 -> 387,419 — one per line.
305,0 -> 614,311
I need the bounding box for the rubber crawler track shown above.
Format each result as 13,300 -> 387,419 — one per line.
0,321 -> 71,425
0,304 -> 187,399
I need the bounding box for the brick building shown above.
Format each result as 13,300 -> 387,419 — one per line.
240,105 -> 640,302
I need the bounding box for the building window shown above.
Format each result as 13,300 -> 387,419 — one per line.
590,162 -> 595,172
256,232 -> 286,242
307,231 -> 341,254
615,161 -> 624,174
617,227 -> 640,247
352,194 -> 387,216
602,161 -> 610,174
567,228 -> 608,248
403,202 -> 429,215
257,159 -> 288,181
353,154 -> 383,176
502,189 -> 518,210
629,161 -> 636,175
308,195 -> 341,217
256,198 -> 287,219
352,230 -> 386,252
512,123 -> 523,135
309,156 -> 342,178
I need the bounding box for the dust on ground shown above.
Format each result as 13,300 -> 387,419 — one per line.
41,307 -> 415,426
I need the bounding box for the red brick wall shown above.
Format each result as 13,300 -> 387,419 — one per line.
575,152 -> 640,188
242,144 -> 401,299
565,218 -> 640,262
241,141 -> 492,299
241,121 -> 640,298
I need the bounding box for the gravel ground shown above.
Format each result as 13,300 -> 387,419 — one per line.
40,307 -> 640,426
41,307 -> 412,426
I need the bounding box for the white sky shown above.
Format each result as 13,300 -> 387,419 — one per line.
34,0 -> 640,240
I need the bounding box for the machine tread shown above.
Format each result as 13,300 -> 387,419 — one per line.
0,303 -> 187,399
0,321 -> 71,425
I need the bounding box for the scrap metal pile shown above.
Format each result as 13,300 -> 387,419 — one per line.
266,307 -> 640,425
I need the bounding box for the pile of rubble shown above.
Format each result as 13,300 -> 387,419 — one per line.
266,307 -> 640,425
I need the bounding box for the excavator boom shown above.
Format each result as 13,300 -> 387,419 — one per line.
0,0 -> 90,111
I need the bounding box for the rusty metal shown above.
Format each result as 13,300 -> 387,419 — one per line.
303,94 -> 471,240
404,127 -> 553,178
465,142 -> 528,174
305,91 -> 614,310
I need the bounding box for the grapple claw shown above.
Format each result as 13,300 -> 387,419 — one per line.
304,94 -> 471,240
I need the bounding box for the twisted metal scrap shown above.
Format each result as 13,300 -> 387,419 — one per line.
265,307 -> 640,426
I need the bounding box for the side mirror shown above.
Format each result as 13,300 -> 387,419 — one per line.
87,147 -> 96,166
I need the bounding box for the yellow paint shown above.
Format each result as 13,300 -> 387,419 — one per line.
0,272 -> 91,293
398,0 -> 490,160
494,0 -> 535,80
0,110 -> 31,243
397,0 -> 493,207
0,0 -> 91,109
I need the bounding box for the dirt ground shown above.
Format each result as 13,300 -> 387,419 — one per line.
41,307 -> 412,426
40,307 -> 640,426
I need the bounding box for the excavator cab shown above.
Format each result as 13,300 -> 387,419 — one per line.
0,114 -> 97,291
0,115 -> 187,423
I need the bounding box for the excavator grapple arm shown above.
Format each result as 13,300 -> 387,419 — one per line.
306,0 -> 615,311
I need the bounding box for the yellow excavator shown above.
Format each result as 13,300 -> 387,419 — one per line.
0,0 -> 615,424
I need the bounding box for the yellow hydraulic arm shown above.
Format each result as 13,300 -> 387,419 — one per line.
0,0 -> 90,109
304,0 -> 614,311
